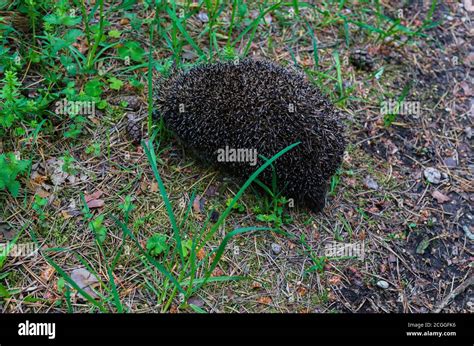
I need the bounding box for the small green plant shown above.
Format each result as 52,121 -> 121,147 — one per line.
300,234 -> 327,274
146,234 -> 169,257
329,168 -> 342,196
32,194 -> 48,221
117,41 -> 145,63
60,152 -> 77,175
107,76 -> 123,91
180,239 -> 193,258
89,215 -> 107,245
80,193 -> 107,244
255,196 -> 292,229
85,143 -> 101,157
0,70 -> 37,132
118,195 -> 135,223
226,198 -> 246,213
0,153 -> 30,197
252,158 -> 292,229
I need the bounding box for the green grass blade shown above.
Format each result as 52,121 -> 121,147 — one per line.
189,304 -> 207,313
165,6 -> 205,58
142,138 -> 184,264
182,275 -> 245,287
107,266 -> 123,313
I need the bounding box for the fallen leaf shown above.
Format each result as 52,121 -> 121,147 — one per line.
345,177 -> 357,187
257,296 -> 272,305
432,190 -> 450,204
460,81 -> 473,96
196,248 -> 206,261
296,286 -> 307,297
30,172 -> 48,185
35,188 -> 51,199
416,238 -> 431,255
328,275 -> 342,286
150,182 -> 158,193
61,210 -> 73,219
85,190 -> 105,209
364,175 -> 379,190
193,195 -> 205,214
211,267 -> 224,277
205,185 -> 218,197
85,190 -> 103,203
41,265 -> 55,283
87,199 -> 104,209
70,268 -> 99,300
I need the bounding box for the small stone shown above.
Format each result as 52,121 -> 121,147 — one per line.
376,280 -> 389,289
271,243 -> 282,255
364,175 -> 379,190
443,157 -> 457,168
197,12 -> 209,22
187,295 -> 205,308
464,126 -> 472,139
67,175 -> 76,184
424,167 -> 442,184
463,225 -> 474,241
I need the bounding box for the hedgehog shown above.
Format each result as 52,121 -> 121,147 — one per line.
155,58 -> 346,212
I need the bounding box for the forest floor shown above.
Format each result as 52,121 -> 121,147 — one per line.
0,1 -> 472,313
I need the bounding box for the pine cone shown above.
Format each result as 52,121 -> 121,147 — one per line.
126,114 -> 142,144
349,49 -> 375,71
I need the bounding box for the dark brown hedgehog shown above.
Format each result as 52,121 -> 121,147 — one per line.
155,58 -> 346,212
